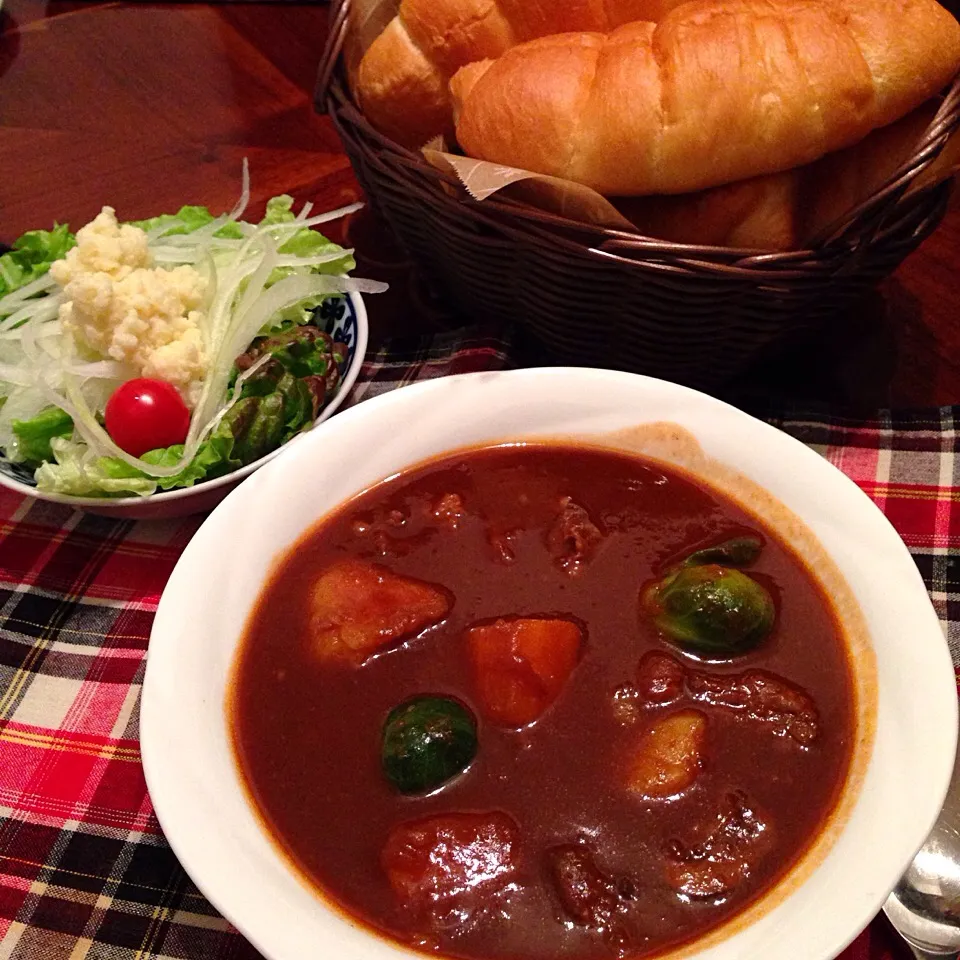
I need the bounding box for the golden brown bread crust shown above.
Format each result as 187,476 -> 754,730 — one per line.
449,61 -> 495,126
840,0 -> 956,125
614,175 -> 800,250
612,101 -> 960,249
357,18 -> 455,147
452,0 -> 960,194
495,0 -> 678,37
355,0 -> 692,148
402,0 -> 517,77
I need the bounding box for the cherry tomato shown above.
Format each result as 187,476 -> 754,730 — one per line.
104,378 -> 191,457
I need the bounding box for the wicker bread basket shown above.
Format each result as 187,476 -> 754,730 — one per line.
316,0 -> 960,388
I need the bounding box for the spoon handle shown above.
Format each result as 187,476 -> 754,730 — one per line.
908,945 -> 959,960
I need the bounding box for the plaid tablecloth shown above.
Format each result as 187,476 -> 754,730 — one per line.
0,326 -> 951,960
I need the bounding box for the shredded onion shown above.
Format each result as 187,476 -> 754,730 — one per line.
0,274 -> 59,318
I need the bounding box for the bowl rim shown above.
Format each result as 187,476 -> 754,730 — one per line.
0,290 -> 369,509
141,367 -> 958,960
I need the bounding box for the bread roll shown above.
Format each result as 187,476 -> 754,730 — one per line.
355,0 -> 692,147
612,102 -> 960,249
451,0 -> 960,195
613,174 -> 802,251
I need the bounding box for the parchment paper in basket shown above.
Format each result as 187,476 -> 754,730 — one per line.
421,147 -> 638,231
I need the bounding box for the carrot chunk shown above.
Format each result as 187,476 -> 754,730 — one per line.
309,560 -> 450,663
466,617 -> 582,727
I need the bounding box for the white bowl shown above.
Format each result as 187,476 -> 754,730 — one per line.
141,367 -> 957,960
0,292 -> 368,520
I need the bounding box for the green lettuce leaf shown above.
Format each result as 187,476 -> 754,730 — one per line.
10,407 -> 74,465
260,195 -> 297,226
258,294 -> 327,333
128,204 -> 244,240
261,194 -> 355,277
33,424 -> 242,498
34,438 -> 158,497
95,419 -> 243,492
0,225 -> 76,297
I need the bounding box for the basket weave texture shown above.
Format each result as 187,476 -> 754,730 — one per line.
316,0 -> 960,388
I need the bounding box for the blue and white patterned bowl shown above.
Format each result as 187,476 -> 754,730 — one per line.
0,291 -> 368,520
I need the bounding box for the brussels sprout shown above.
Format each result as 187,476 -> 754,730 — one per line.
382,696 -> 477,794
683,536 -> 763,569
643,563 -> 775,656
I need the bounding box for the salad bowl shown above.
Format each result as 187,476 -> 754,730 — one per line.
0,290 -> 368,520
141,367 -> 956,960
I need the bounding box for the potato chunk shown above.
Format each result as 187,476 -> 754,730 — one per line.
381,812 -> 518,924
466,617 -> 582,727
627,709 -> 707,799
309,560 -> 451,663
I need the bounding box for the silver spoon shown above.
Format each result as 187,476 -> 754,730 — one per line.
883,732 -> 960,959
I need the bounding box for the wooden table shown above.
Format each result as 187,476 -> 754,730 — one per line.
2,0 -> 960,410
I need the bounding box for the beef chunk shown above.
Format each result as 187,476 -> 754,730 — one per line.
348,505 -> 417,558
467,617 -> 582,727
487,527 -> 518,564
665,792 -> 772,898
635,651 -> 820,744
546,497 -> 604,575
547,844 -> 635,952
686,669 -> 819,743
309,560 -> 451,663
635,652 -> 685,705
432,492 -> 467,529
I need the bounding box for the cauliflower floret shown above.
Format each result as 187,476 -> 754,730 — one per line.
141,328 -> 205,395
51,206 -> 151,283
53,208 -> 209,397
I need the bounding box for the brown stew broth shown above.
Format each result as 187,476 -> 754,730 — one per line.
230,445 -> 854,959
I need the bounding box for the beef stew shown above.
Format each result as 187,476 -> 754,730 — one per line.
229,443 -> 855,959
